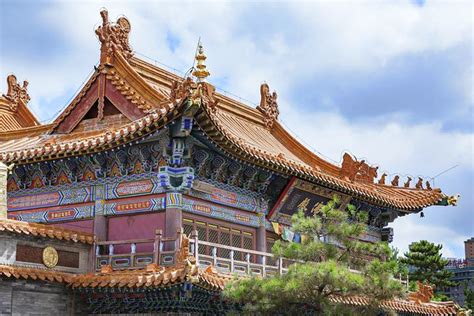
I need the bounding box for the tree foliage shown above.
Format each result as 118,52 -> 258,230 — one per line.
464,286 -> 474,310
400,240 -> 455,290
224,197 -> 404,315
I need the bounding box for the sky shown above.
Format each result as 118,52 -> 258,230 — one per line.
0,0 -> 472,258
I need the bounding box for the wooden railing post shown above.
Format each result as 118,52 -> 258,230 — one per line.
130,243 -> 136,268
176,228 -> 182,249
278,257 -> 283,275
90,236 -> 98,272
175,227 -> 182,262
191,229 -> 199,263
154,229 -> 162,265
246,253 -> 251,275
262,255 -> 266,277
212,247 -> 217,267
230,250 -> 234,273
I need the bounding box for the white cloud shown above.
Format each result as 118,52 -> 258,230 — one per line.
389,213 -> 468,258
287,1 -> 472,71
2,0 -> 471,117
282,109 -> 473,176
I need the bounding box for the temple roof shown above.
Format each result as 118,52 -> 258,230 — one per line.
0,219 -> 94,244
0,9 -> 455,211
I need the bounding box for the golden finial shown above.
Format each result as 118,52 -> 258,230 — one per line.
192,42 -> 210,81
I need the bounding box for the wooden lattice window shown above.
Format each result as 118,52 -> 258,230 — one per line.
266,236 -> 277,265
220,229 -> 231,258
182,216 -> 255,260
183,220 -> 194,236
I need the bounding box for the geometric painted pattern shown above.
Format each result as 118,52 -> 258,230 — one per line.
104,196 -> 165,215
190,180 -> 264,213
8,186 -> 93,211
9,204 -> 94,223
182,196 -> 263,228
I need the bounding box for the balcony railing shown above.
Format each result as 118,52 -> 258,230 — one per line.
92,229 -> 408,289
188,231 -> 294,277
94,229 -> 182,270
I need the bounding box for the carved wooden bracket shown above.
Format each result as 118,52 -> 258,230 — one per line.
2,74 -> 30,111
95,9 -> 133,64
257,83 -> 279,129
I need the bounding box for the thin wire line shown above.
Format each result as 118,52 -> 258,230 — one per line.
39,66 -> 98,123
278,119 -> 339,164
431,164 -> 459,180
430,164 -> 459,187
134,52 -> 186,76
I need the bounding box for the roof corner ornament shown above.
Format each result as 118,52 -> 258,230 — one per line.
447,194 -> 460,206
415,177 -> 423,189
378,173 -> 387,185
408,281 -> 434,304
438,193 -> 460,206
425,180 -> 432,190
339,152 -> 378,183
404,176 -> 412,188
95,9 -> 133,65
391,175 -> 400,186
2,74 -> 30,111
192,42 -> 210,82
257,83 -> 279,129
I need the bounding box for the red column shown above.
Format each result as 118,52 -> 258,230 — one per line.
164,192 -> 183,239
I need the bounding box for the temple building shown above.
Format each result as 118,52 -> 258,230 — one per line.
0,9 -> 465,315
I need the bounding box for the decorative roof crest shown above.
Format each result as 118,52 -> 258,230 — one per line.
257,83 -> 279,129
339,152 -> 378,183
170,77 -> 193,102
2,74 -> 30,111
192,42 -> 210,81
170,73 -> 217,115
95,9 -> 133,64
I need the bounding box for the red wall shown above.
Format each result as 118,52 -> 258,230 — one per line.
107,212 -> 165,253
48,219 -> 94,234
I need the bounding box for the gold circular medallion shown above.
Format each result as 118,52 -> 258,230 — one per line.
42,246 -> 59,268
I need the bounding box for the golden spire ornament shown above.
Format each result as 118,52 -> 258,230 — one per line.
192,42 -> 210,82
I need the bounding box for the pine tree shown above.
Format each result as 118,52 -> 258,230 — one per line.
400,240 -> 455,290
224,196 -> 404,315
464,286 -> 474,310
